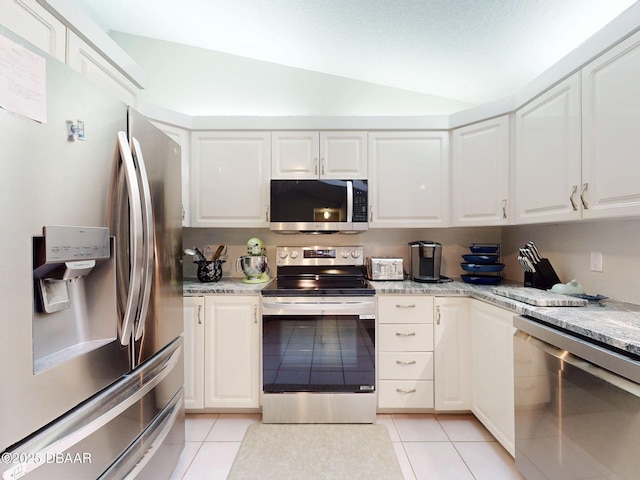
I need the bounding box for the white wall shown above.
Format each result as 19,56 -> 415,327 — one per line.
111,32 -> 473,116
502,218 -> 640,304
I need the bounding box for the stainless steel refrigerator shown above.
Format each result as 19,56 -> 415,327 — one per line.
0,26 -> 184,479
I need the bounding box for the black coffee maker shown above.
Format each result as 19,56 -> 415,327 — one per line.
409,241 -> 442,282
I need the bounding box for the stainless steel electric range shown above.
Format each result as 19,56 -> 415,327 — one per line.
261,246 -> 377,423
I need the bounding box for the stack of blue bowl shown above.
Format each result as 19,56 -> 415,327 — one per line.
460,244 -> 504,285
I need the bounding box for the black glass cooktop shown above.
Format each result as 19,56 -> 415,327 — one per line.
261,273 -> 375,297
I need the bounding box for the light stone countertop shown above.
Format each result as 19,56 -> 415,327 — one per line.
184,277 -> 640,357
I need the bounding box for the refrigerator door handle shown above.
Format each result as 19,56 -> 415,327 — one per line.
116,131 -> 143,346
131,137 -> 154,342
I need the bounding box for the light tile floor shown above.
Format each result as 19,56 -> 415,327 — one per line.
169,413 -> 525,480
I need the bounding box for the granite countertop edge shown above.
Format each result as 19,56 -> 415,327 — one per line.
183,278 -> 640,357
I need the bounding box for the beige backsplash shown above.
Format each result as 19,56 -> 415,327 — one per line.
183,217 -> 639,304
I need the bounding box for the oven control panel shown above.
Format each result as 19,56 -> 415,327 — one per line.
276,246 -> 364,266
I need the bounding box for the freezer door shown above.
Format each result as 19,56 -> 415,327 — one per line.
0,26 -> 130,451
0,337 -> 185,480
127,108 -> 184,367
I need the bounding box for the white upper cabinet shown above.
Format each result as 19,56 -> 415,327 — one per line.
190,131 -> 270,227
581,30 -> 640,220
271,132 -> 319,179
1,0 -> 66,61
368,131 -> 449,228
271,131 -> 367,179
452,116 -> 510,226
514,73 -> 582,224
66,31 -> 139,106
151,121 -> 191,227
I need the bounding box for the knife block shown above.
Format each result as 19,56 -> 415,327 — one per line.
524,258 -> 561,290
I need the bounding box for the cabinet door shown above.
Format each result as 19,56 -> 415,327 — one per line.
368,132 -> 449,227
271,132 -> 319,179
191,132 -> 270,227
151,121 -> 190,227
452,116 -> 510,226
470,300 -> 515,456
203,296 -> 260,408
183,297 -> 204,410
434,297 -> 470,411
66,31 -> 139,105
582,30 -> 640,219
515,73 -> 581,224
1,0 -> 66,61
319,132 -> 368,179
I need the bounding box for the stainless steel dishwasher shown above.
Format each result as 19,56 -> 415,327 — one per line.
513,315 -> 640,480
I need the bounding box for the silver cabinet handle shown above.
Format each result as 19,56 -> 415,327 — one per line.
396,332 -> 416,337
254,305 -> 258,324
396,304 -> 416,309
197,305 -> 202,325
436,305 -> 441,325
570,185 -> 578,210
580,182 -> 589,209
502,199 -> 507,219
396,388 -> 417,394
321,158 -> 325,175
314,158 -> 318,175
396,360 -> 417,366
369,205 -> 373,222
265,205 -> 270,222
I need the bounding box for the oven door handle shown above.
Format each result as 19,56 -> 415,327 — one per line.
262,300 -> 374,315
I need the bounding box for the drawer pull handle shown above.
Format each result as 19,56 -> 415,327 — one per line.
396,388 -> 417,394
396,360 -> 417,366
396,332 -> 416,337
395,304 -> 416,309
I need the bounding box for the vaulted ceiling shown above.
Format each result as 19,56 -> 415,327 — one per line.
76,0 -> 636,105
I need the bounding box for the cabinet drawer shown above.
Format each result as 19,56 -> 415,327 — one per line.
379,352 -> 434,380
378,380 -> 434,409
378,295 -> 434,324
378,324 -> 433,351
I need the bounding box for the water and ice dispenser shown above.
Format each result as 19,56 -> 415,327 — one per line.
32,226 -> 117,373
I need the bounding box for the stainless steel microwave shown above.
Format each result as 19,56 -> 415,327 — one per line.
270,180 -> 368,233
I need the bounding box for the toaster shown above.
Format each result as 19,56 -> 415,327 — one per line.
366,257 -> 404,281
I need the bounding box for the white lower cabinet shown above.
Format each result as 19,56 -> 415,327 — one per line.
183,295 -> 260,411
377,295 -> 434,410
469,299 -> 515,456
434,297 -> 470,411
183,296 -> 205,410
204,296 -> 260,409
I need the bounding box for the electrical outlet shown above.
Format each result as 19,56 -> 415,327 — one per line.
590,252 -> 603,272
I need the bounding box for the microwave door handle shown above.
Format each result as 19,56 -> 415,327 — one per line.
346,180 -> 353,223
116,132 -> 143,346
131,137 -> 154,342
